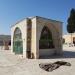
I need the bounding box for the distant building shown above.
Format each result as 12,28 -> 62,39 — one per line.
0,35 -> 11,50
11,16 -> 63,59
63,33 -> 75,46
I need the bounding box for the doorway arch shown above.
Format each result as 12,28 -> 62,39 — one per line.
39,26 -> 54,49
39,26 -> 55,58
13,27 -> 23,54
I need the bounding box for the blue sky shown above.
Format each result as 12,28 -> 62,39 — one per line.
0,0 -> 75,35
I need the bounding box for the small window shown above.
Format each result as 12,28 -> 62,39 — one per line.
13,27 -> 22,41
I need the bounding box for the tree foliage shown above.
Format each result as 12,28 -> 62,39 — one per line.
67,8 -> 75,33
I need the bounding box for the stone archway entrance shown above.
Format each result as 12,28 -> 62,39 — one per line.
39,26 -> 55,57
13,27 -> 23,54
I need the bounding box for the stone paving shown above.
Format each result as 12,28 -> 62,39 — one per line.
0,48 -> 75,75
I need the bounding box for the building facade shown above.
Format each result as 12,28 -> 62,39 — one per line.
63,33 -> 75,46
11,16 -> 63,59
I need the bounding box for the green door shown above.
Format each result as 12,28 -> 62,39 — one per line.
13,27 -> 23,54
13,40 -> 23,54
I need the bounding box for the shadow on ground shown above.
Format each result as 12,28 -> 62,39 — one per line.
39,51 -> 75,59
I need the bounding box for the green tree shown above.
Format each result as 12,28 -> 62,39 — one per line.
67,8 -> 75,45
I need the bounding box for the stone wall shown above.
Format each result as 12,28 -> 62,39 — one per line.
11,16 -> 63,59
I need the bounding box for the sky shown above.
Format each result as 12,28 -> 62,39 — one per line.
0,0 -> 75,35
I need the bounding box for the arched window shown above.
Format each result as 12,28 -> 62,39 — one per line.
14,27 -> 22,41
39,26 -> 54,49
13,27 -> 23,54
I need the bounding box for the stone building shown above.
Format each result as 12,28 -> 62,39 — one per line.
0,35 -> 11,50
63,33 -> 75,46
11,16 -> 63,59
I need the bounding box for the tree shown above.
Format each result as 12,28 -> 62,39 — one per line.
67,8 -> 75,45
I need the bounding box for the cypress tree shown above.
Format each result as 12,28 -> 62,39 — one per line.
67,8 -> 75,45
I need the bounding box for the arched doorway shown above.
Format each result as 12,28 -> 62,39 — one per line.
39,26 -> 54,49
13,27 -> 23,54
39,26 -> 55,57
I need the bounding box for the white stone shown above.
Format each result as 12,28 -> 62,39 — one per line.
11,16 -> 63,59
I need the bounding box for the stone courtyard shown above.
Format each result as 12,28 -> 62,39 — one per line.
0,46 -> 75,75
